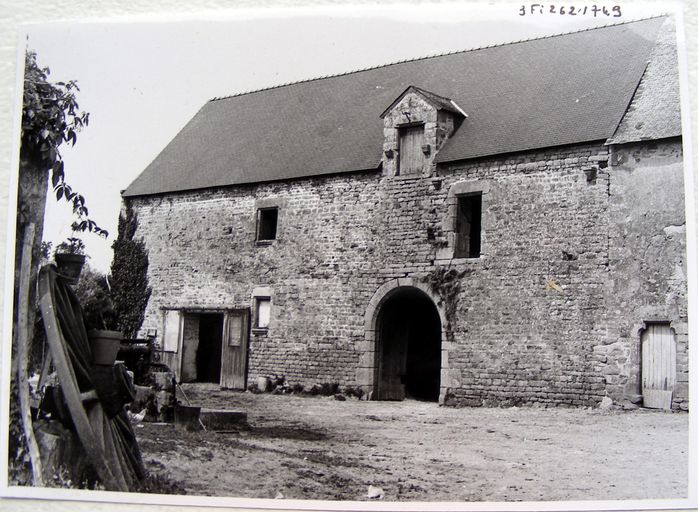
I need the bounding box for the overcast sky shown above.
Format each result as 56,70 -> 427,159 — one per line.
19,3 -> 672,273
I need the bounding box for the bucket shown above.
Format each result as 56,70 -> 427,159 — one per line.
174,404 -> 201,431
88,330 -> 123,366
257,376 -> 270,392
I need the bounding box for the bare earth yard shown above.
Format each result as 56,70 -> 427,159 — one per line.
136,384 -> 687,502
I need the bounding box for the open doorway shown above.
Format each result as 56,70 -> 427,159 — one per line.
169,308 -> 250,388
196,314 -> 224,383
180,312 -> 224,383
375,287 -> 442,401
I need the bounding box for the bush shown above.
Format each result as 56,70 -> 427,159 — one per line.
74,264 -> 116,331
343,386 -> 364,399
320,382 -> 340,396
133,472 -> 187,495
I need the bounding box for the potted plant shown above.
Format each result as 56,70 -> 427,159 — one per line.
87,329 -> 123,366
87,301 -> 123,367
54,236 -> 87,285
72,266 -> 124,366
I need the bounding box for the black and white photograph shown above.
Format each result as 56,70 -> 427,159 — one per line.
0,2 -> 695,510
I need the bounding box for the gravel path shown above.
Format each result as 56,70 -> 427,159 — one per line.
136,384 -> 688,502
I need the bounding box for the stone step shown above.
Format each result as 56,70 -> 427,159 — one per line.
199,409 -> 248,430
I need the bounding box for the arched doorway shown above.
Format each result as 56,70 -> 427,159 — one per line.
375,287 -> 442,401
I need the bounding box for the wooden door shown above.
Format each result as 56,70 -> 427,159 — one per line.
378,318 -> 408,400
179,314 -> 198,382
162,309 -> 183,381
220,309 -> 250,389
641,324 -> 676,410
398,125 -> 424,175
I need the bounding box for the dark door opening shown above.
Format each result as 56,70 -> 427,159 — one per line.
375,288 -> 441,401
195,313 -> 224,383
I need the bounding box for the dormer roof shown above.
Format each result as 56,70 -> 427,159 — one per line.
379,85 -> 467,119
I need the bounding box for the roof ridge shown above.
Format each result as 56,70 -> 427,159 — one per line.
209,14 -> 667,103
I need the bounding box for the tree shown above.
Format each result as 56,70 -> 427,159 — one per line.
110,205 -> 152,339
10,50 -> 108,485
16,50 -> 109,321
21,50 -> 107,236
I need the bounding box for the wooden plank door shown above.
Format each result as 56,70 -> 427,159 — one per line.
162,309 -> 184,381
220,309 -> 250,389
398,125 -> 424,175
641,324 -> 676,410
378,320 -> 408,400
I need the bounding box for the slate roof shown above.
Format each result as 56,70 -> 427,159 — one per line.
123,17 -> 672,197
607,17 -> 681,144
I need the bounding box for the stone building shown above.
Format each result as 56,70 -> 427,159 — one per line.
121,17 -> 688,409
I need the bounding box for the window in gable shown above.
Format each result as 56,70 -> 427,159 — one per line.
398,124 -> 425,175
256,207 -> 278,242
455,193 -> 482,258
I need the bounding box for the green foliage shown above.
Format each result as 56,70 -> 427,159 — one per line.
74,264 -> 117,331
110,205 -> 152,338
40,241 -> 53,264
308,382 -> 341,396
22,50 -> 107,237
55,236 -> 85,255
133,472 -> 186,495
7,379 -> 32,485
422,266 -> 470,334
342,385 -> 364,399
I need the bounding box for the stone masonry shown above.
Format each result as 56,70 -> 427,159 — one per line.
127,136 -> 687,409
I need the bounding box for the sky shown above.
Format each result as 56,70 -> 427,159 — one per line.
18,2 -> 673,273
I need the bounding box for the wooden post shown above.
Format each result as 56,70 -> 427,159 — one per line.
16,223 -> 44,486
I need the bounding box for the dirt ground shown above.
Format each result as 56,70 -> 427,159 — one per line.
135,384 -> 688,502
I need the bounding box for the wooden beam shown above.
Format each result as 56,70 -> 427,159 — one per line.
16,224 -> 44,486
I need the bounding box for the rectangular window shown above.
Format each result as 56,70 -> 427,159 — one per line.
398,125 -> 424,175
254,297 -> 271,330
455,194 -> 482,258
256,207 -> 278,242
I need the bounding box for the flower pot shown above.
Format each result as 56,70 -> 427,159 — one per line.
55,253 -> 86,285
88,329 -> 123,366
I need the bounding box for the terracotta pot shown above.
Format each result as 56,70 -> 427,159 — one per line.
88,329 -> 123,366
55,253 -> 86,285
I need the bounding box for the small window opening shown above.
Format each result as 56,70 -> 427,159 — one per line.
455,194 -> 482,258
254,297 -> 271,330
398,124 -> 425,176
257,208 -> 278,241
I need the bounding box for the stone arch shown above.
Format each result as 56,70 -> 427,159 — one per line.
356,277 -> 449,402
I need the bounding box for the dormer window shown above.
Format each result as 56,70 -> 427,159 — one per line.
381,85 -> 466,178
398,124 -> 425,176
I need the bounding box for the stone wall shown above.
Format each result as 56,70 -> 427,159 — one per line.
602,139 -> 688,410
130,172 -> 383,388
126,138 -> 687,408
